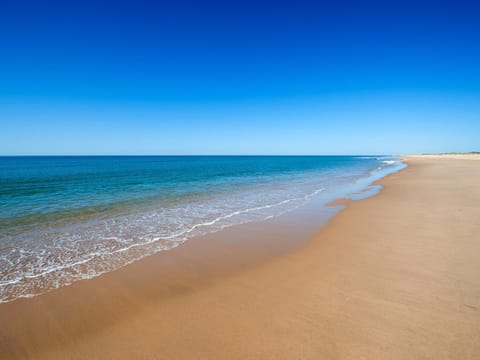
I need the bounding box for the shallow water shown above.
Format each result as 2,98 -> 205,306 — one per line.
0,156 -> 405,302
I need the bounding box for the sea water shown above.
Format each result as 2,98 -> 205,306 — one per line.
0,156 -> 405,302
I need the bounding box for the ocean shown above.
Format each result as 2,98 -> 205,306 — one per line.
0,155 -> 405,302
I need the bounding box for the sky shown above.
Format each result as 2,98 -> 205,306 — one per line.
1,0 -> 479,155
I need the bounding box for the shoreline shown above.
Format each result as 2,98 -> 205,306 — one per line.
0,157 -> 403,305
1,156 -> 480,358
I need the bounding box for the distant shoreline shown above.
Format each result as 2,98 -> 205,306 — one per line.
411,152 -> 480,160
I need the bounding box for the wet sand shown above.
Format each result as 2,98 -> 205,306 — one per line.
1,156 -> 479,359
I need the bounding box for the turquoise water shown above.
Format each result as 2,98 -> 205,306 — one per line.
0,156 -> 404,302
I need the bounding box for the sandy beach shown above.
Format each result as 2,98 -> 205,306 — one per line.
1,155 -> 479,359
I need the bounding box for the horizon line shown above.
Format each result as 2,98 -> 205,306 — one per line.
0,154 -> 398,157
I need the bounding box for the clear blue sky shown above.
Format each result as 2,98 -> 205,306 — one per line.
1,1 -> 479,155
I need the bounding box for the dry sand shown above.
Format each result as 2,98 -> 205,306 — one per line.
408,153 -> 480,160
1,156 -> 479,359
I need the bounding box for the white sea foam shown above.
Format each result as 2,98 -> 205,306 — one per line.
0,184 -> 325,303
